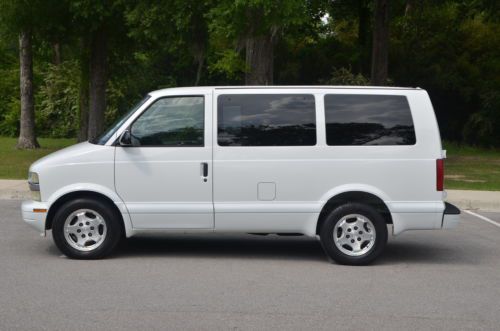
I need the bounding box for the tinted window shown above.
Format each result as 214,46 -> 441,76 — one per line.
324,94 -> 416,145
131,96 -> 204,146
218,94 -> 316,146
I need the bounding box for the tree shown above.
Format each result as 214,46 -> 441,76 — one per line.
0,0 -> 499,148
70,1 -> 124,141
243,7 -> 276,85
17,29 -> 39,148
326,0 -> 372,76
125,0 -> 211,87
208,0 -> 311,85
87,23 -> 108,141
77,37 -> 90,142
0,1 -> 41,148
357,0 -> 371,73
190,4 -> 209,86
0,0 -> 71,147
371,0 -> 389,85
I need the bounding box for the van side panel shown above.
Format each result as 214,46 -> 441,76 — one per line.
212,88 -> 444,235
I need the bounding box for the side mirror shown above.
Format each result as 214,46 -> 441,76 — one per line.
118,130 -> 132,146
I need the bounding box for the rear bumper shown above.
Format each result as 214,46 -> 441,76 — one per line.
442,202 -> 461,229
21,200 -> 48,237
391,201 -> 461,235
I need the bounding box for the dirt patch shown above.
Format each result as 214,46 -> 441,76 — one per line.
460,179 -> 487,183
445,174 -> 486,183
445,175 -> 465,179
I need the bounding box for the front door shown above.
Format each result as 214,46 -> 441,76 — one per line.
115,94 -> 213,229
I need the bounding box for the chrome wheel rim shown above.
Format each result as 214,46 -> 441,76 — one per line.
333,214 -> 376,257
63,209 -> 107,252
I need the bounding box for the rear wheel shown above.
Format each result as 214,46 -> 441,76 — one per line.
320,203 -> 387,265
52,198 -> 122,259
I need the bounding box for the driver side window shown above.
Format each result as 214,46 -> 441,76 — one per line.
130,96 -> 204,146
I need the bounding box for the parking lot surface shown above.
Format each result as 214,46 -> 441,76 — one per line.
1,200 -> 499,330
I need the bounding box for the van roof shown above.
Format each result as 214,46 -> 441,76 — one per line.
149,85 -> 422,96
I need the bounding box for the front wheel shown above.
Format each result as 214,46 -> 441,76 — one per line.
319,203 -> 388,265
52,198 -> 123,259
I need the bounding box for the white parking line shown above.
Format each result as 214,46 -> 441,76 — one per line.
464,210 -> 500,229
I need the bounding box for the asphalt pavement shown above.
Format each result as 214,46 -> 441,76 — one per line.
1,200 -> 499,330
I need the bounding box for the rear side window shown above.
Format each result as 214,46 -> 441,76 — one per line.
218,94 -> 316,146
324,94 -> 416,146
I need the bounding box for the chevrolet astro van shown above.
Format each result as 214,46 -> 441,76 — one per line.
22,86 -> 461,265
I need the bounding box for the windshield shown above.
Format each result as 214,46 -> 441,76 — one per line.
90,95 -> 151,145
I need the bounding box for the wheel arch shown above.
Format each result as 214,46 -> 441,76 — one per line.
316,191 -> 392,235
45,190 -> 125,235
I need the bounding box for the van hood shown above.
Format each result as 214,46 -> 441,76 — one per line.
29,142 -> 113,174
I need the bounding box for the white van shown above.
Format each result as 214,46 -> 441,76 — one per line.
22,86 -> 460,265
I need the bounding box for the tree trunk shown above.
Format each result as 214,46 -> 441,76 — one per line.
192,41 -> 205,86
194,55 -> 204,86
17,30 -> 39,149
190,9 -> 207,87
78,37 -> 90,142
245,34 -> 274,85
87,24 -> 108,141
370,0 -> 389,86
52,42 -> 62,65
405,0 -> 414,16
357,0 -> 370,73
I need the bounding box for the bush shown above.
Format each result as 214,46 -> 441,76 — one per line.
324,67 -> 370,86
0,48 -> 19,137
463,91 -> 500,147
36,61 -> 80,138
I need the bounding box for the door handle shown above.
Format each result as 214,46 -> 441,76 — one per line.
201,162 -> 208,178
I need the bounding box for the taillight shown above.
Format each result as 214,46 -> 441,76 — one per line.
436,159 -> 444,191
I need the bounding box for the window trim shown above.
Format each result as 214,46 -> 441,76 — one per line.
323,94 -> 417,146
116,95 -> 206,148
216,93 -> 318,147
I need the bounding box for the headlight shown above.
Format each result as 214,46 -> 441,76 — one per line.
28,172 -> 41,201
28,172 -> 39,184
31,191 -> 41,201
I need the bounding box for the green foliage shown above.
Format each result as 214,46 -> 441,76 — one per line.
206,0 -> 317,80
390,2 -> 500,145
207,49 -> 246,80
0,0 -> 498,147
0,0 -> 41,35
33,58 -> 155,137
0,98 -> 20,137
207,0 -> 309,38
463,91 -> 500,147
0,0 -> 71,40
0,44 -> 19,136
36,61 -> 80,137
324,67 -> 370,86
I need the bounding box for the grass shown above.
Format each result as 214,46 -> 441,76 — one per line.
0,137 -> 498,191
444,142 -> 500,191
0,137 -> 75,179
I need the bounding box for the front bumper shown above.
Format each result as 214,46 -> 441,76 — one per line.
21,200 -> 48,237
442,202 -> 461,229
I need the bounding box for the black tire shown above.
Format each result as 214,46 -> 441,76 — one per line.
319,203 -> 388,265
52,198 -> 123,259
